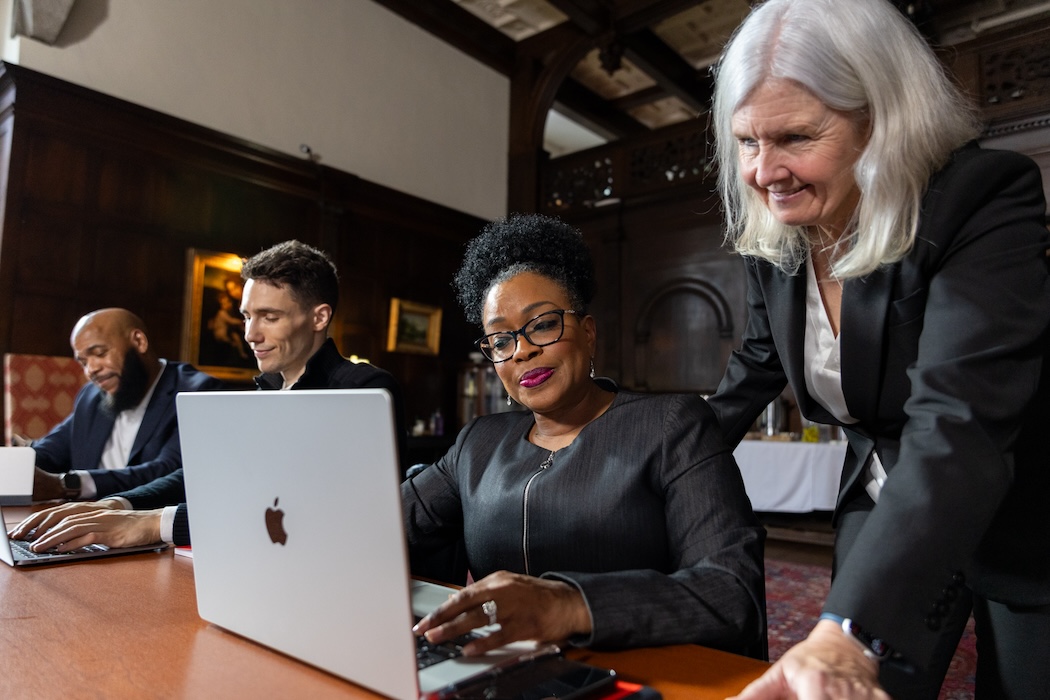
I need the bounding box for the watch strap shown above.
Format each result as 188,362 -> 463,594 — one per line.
819,612 -> 892,661
60,471 -> 82,499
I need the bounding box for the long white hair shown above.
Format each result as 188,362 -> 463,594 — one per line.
712,0 -> 981,277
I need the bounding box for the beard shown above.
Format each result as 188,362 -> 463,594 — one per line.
100,350 -> 151,415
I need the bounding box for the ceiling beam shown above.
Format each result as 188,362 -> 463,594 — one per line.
545,0 -> 608,37
517,21 -> 587,61
610,84 -> 669,111
548,1 -> 713,115
554,78 -> 650,139
550,0 -> 704,37
619,28 -> 711,113
370,0 -> 517,76
613,0 -> 715,34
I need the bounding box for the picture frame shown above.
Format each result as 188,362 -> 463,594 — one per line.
386,298 -> 442,355
181,248 -> 257,382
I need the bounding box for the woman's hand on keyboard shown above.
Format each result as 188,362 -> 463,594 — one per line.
412,570 -> 592,656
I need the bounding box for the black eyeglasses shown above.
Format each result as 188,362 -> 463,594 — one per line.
474,309 -> 579,363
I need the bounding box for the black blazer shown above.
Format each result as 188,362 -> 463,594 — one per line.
708,144 -> 1050,668
32,361 -> 224,497
404,385 -> 767,657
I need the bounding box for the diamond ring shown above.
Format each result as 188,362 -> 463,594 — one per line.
481,599 -> 498,626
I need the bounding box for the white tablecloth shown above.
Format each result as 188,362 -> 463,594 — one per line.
733,440 -> 846,512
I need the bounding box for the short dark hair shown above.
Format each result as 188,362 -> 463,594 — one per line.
240,240 -> 339,312
453,213 -> 595,326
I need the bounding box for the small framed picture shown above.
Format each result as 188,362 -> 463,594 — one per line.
386,298 -> 442,355
181,249 -> 257,381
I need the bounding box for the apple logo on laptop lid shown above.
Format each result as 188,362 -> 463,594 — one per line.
265,498 -> 288,545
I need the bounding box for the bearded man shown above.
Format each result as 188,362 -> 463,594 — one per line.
26,308 -> 223,500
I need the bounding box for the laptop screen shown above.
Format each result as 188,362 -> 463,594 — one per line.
178,389 -> 422,699
0,447 -> 37,506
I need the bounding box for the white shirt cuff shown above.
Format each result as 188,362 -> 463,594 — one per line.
77,470 -> 97,499
159,506 -> 178,544
864,452 -> 888,503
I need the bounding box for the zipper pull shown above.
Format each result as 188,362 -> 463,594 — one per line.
540,451 -> 554,470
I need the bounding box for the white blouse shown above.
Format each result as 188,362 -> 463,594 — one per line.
803,257 -> 886,501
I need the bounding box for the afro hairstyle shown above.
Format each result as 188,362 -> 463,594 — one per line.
453,213 -> 596,327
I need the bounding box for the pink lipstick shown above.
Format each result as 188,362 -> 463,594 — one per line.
519,368 -> 554,388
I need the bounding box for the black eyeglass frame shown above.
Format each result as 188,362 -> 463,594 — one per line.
474,309 -> 580,363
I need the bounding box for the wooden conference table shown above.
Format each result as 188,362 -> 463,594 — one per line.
1,507 -> 768,699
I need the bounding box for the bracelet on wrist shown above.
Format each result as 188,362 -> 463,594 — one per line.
819,613 -> 892,661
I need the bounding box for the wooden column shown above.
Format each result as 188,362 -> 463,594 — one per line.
507,27 -> 594,214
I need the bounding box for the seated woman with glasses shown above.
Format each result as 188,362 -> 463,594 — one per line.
406,213 -> 766,658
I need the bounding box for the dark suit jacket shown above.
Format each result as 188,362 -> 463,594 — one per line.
708,144 -> 1050,668
404,384 -> 766,657
254,338 -> 409,472
32,361 -> 224,497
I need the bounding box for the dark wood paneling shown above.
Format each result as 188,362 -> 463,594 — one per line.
0,63 -> 482,433
566,181 -> 744,394
616,191 -> 744,394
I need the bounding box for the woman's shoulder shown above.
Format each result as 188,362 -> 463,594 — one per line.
949,141 -> 1035,167
918,142 -> 1046,244
595,391 -> 731,469
439,410 -> 533,469
606,388 -> 712,420
932,142 -> 1041,195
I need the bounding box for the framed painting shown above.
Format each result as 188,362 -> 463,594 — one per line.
181,248 -> 257,382
386,298 -> 442,355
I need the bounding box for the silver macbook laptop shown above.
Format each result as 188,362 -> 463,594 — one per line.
0,446 -> 36,506
178,389 -> 553,700
0,503 -> 169,567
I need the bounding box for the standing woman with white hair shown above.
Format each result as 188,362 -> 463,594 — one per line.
706,0 -> 1050,698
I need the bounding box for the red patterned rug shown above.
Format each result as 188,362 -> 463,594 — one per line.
765,559 -> 976,699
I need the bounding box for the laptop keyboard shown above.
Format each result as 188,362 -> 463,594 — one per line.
415,629 -> 482,670
10,539 -> 108,560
